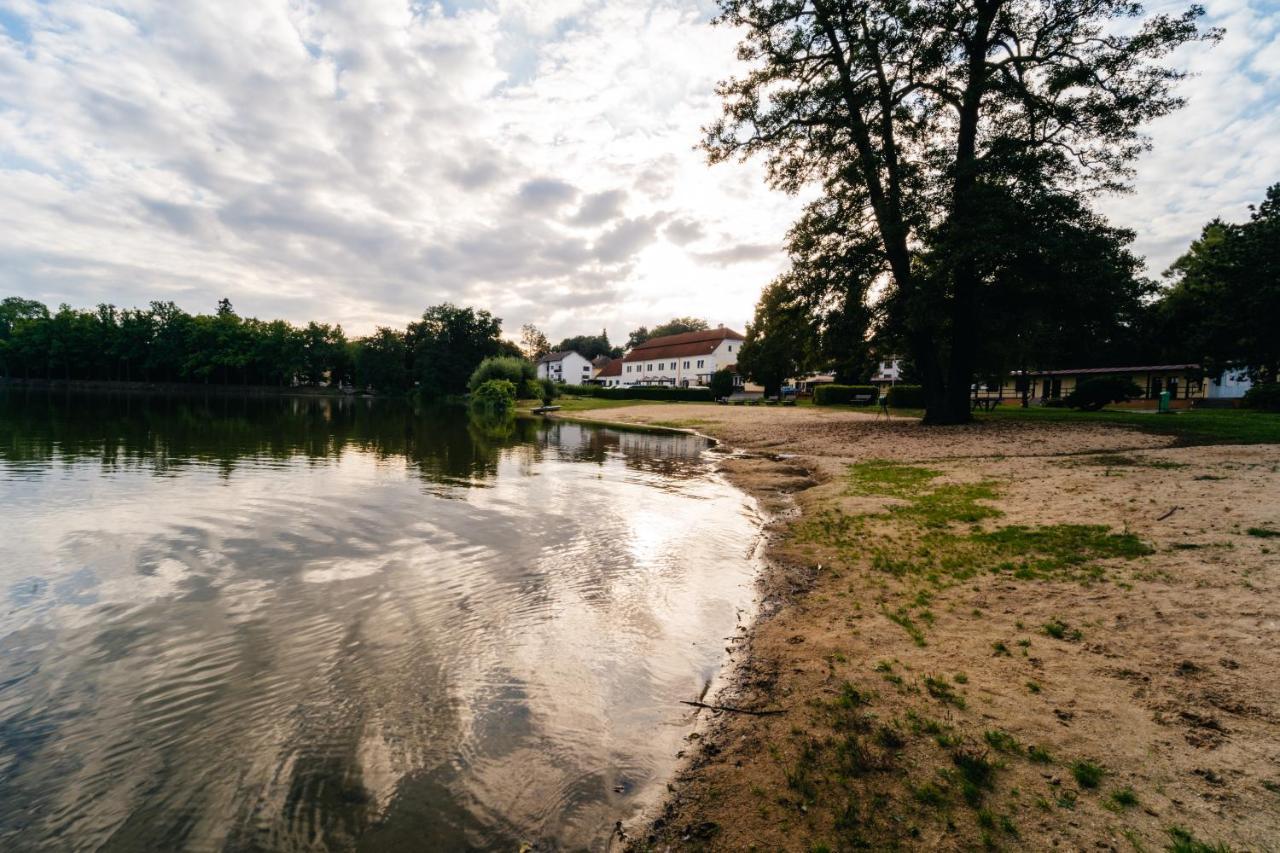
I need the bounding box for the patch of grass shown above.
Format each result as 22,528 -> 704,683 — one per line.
975,524 -> 1154,580
953,672 -> 969,684
896,482 -> 1002,527
992,641 -> 1011,656
1110,787 -> 1139,808
983,729 -> 1022,755
1067,453 -> 1186,469
1071,759 -> 1105,789
952,748 -> 997,807
876,725 -> 906,750
1027,745 -> 1053,764
1247,526 -> 1280,538
1026,681 -> 1042,694
1166,826 -> 1232,853
912,780 -> 950,808
847,461 -> 941,497
980,406 -> 1280,447
885,607 -> 927,646
1043,619 -> 1082,641
923,675 -> 966,709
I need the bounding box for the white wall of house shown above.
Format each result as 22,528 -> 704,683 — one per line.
1206,368 -> 1253,399
537,352 -> 592,384
871,358 -> 903,383
620,338 -> 742,387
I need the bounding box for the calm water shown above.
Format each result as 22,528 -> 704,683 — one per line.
0,391 -> 761,852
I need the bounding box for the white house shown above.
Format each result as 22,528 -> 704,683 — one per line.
1206,368 -> 1253,399
595,357 -> 624,387
620,327 -> 745,387
536,350 -> 592,384
871,357 -> 903,385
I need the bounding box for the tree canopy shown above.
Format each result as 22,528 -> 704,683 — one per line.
626,317 -> 709,350
737,282 -> 818,395
0,297 -> 517,398
1154,183 -> 1280,382
553,330 -> 621,360
707,0 -> 1211,422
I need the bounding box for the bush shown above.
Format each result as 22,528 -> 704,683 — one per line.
556,384 -> 714,402
468,356 -> 535,394
1064,377 -> 1145,411
469,378 -> 517,415
813,384 -> 877,405
1243,382 -> 1280,411
710,369 -> 736,399
533,377 -> 559,406
886,384 -> 926,408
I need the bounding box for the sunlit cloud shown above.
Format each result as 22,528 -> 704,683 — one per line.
0,0 -> 1274,339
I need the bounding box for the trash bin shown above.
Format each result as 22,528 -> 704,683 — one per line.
1158,389 -> 1171,414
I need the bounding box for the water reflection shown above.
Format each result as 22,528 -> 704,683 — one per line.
0,391 -> 759,851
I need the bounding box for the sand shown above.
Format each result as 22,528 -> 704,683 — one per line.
556,404 -> 1280,851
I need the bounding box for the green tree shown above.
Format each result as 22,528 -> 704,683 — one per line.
353,327 -> 409,393
706,0 -> 1211,423
626,317 -> 708,350
554,329 -> 620,359
709,368 -> 736,399
405,304 -> 505,398
737,281 -> 815,396
1157,183 -> 1280,382
520,324 -> 551,360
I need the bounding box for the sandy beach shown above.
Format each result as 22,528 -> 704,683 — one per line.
556,404 -> 1280,851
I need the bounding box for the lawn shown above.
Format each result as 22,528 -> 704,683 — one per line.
980,405 -> 1280,446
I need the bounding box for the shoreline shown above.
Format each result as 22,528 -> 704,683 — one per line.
549,403 -> 1280,851
0,377 -> 359,399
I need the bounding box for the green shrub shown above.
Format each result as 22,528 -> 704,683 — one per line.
536,377 -> 559,406
1242,382 -> 1280,411
469,378 -> 517,415
813,384 -> 877,405
710,369 -> 736,399
886,384 -> 925,408
468,356 -> 535,394
1064,377 -> 1145,411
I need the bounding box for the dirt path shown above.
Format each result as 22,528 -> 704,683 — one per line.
557,405 -> 1280,852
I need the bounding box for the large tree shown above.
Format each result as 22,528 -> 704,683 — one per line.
405,304 -> 505,399
1156,183 -> 1280,382
737,281 -> 818,395
520,323 -> 551,360
706,0 -> 1211,423
553,330 -> 620,360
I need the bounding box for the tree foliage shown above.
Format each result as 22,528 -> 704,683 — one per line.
626,317 -> 709,350
707,0 -> 1211,423
737,281 -> 816,395
1155,183 -> 1280,382
520,324 -> 551,360
553,329 -> 621,359
0,297 -> 514,398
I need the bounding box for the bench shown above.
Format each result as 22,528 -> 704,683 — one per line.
971,397 -> 1001,412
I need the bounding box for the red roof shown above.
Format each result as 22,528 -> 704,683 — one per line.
623,327 -> 744,362
596,357 -> 622,377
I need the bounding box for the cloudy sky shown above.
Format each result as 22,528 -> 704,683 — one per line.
0,0 -> 1276,342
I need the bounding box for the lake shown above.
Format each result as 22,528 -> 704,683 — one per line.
0,391 -> 761,851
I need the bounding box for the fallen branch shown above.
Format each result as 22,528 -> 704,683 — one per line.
681,700 -> 785,716
1157,506 -> 1180,521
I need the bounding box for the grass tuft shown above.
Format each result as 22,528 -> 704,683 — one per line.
1071,759 -> 1105,789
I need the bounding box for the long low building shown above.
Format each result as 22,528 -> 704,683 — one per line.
965,364 -> 1253,407
619,327 -> 745,388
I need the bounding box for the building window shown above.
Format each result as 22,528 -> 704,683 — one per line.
727,345 -> 733,352
626,365 -> 631,373
658,362 -> 664,370
683,360 -> 690,368
697,359 -> 704,368
647,363 -> 654,371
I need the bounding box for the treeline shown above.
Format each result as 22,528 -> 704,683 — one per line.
734,183 -> 1280,397
0,298 -> 521,397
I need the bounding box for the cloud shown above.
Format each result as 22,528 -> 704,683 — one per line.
0,0 -> 1272,343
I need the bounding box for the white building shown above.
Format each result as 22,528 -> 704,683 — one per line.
536,350 -> 592,384
620,327 -> 745,387
595,357 -> 624,387
871,357 -> 903,385
1206,368 -> 1253,399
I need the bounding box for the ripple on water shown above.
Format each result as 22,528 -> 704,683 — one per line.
0,397 -> 761,851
